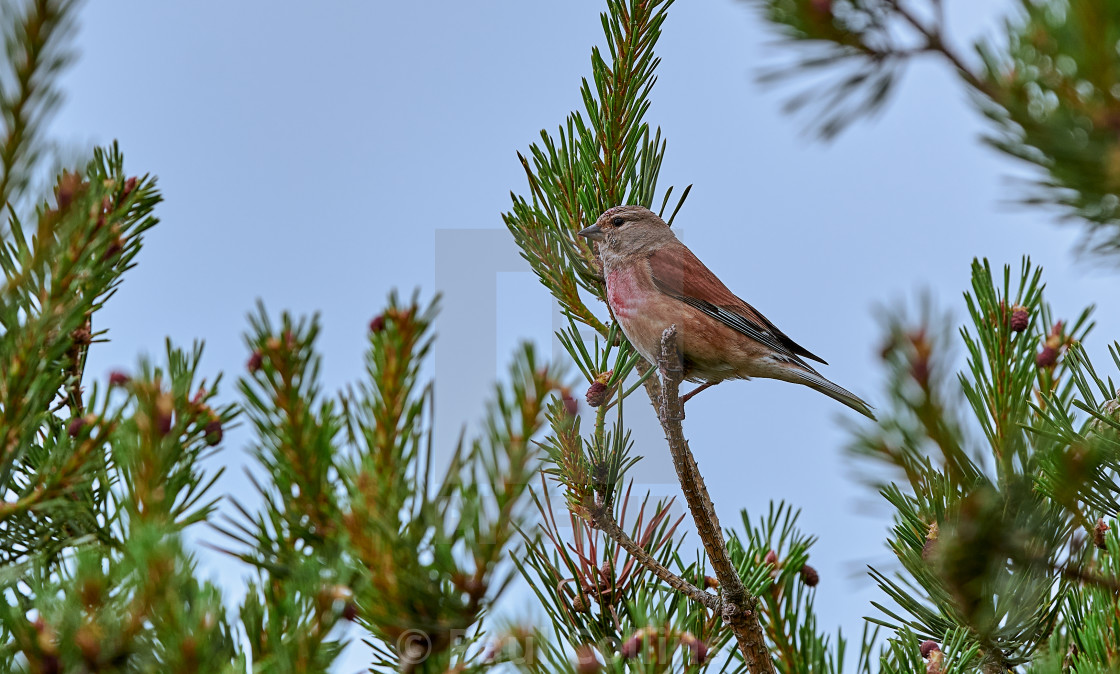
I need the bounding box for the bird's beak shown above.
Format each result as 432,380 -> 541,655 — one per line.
578,224 -> 604,241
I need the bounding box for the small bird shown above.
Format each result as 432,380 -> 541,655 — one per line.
578,205 -> 875,419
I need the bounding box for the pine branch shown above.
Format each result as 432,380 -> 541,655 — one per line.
587,498 -> 719,611
658,326 -> 775,673
0,0 -> 78,213
747,0 -> 1120,260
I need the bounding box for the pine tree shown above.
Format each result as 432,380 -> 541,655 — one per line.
3,0 -> 1120,672
505,0 -> 1120,671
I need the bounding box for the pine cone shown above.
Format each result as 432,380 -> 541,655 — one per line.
585,381 -> 609,407
585,370 -> 614,407
562,391 -> 579,417
679,631 -> 709,664
620,632 -> 643,659
800,564 -> 819,587
205,419 -> 223,446
68,417 -> 87,437
570,594 -> 590,613
1010,305 -> 1029,332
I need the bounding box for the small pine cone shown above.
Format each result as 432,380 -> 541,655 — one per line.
800,564 -> 819,587
68,416 -> 87,437
703,575 -> 719,589
1010,305 -> 1029,332
585,370 -> 614,407
919,640 -> 941,659
693,639 -> 710,664
763,549 -> 779,566
569,594 -> 590,613
109,371 -> 130,387
191,388 -> 208,407
679,631 -> 709,664
55,171 -> 83,210
121,176 -> 138,200
369,314 -> 385,333
620,633 -> 643,659
585,381 -> 609,407
204,419 -> 223,446
1095,518 -> 1110,551
156,412 -> 173,436
1036,346 -> 1057,368
562,391 -> 579,417
341,601 -> 358,621
247,350 -> 263,373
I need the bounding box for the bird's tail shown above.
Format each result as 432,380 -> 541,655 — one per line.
790,368 -> 876,420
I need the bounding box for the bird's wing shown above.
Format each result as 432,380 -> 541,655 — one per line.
646,243 -> 828,365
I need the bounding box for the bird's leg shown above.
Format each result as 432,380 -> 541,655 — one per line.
680,381 -> 719,406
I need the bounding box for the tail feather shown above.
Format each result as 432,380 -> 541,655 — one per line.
791,368 -> 876,420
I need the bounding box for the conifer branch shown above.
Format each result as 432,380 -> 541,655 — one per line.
587,499 -> 719,610
0,0 -> 77,213
657,325 -> 775,673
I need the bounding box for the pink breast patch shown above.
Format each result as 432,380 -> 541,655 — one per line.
607,267 -> 643,319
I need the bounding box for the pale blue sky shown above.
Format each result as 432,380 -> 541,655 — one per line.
52,1 -> 1120,671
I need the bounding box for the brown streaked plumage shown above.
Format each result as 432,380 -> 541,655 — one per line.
578,205 -> 875,419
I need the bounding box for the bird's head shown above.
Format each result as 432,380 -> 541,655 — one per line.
578,205 -> 675,260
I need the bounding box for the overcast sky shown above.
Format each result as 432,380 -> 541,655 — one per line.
52,1 -> 1120,671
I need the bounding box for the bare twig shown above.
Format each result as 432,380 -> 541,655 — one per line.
656,326 -> 775,674
588,501 -> 720,610
889,0 -> 994,97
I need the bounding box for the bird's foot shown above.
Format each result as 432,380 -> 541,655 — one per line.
680,381 -> 719,406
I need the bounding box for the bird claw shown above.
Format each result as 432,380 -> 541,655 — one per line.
679,381 -> 718,406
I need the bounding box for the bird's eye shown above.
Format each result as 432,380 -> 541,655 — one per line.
611,216 -> 625,227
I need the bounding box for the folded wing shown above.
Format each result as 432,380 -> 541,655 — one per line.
646,243 -> 828,365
